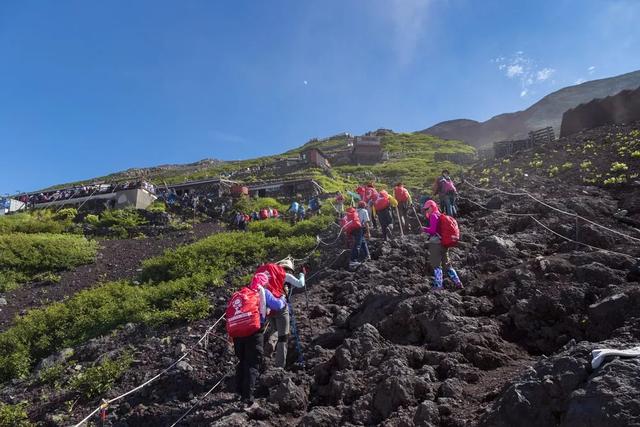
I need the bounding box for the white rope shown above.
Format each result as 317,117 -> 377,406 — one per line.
465,180 -> 640,243
460,196 -> 537,217
73,313 -> 226,427
169,361 -> 236,427
461,196 -> 637,258
529,216 -> 636,258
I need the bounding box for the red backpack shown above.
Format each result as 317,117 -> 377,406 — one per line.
259,209 -> 269,220
394,186 -> 409,203
253,263 -> 287,298
344,208 -> 362,234
374,195 -> 390,211
438,213 -> 460,248
439,178 -> 457,195
226,286 -> 262,338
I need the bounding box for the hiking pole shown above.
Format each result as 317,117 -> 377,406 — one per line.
411,203 -> 424,228
302,266 -> 313,335
287,288 -> 305,367
395,205 -> 404,238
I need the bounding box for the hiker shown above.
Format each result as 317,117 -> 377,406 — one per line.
335,192 -> 345,215
226,274 -> 287,409
422,200 -> 463,290
342,206 -> 364,268
374,190 -> 395,240
354,201 -> 371,260
394,182 -> 412,232
288,200 -> 300,223
364,182 -> 379,230
297,204 -> 306,222
432,170 -> 458,217
309,196 -> 321,215
254,259 -> 305,368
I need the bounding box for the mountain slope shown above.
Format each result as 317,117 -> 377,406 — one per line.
421,70 -> 640,147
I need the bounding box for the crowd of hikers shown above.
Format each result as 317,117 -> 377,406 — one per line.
224,169 -> 462,410
230,195 -> 324,231
18,181 -> 155,206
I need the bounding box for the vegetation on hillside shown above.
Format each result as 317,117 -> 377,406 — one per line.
0,224 -> 321,383
474,125 -> 640,188
0,233 -> 97,291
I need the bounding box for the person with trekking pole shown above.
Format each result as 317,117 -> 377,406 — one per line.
394,182 -> 412,233
252,258 -> 305,368
225,273 -> 287,410
422,200 -> 463,290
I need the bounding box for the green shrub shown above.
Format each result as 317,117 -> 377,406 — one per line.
139,231 -> 315,284
0,233 -> 97,288
97,209 -> 147,228
611,162 -> 629,172
0,210 -> 76,235
38,363 -> 66,388
0,275 -> 212,382
147,200 -> 167,213
69,353 -> 133,399
0,403 -> 33,427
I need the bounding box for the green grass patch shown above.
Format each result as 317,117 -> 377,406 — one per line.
0,229 -> 317,383
69,352 -> 133,399
0,233 -> 97,290
0,403 -> 33,427
0,209 -> 78,235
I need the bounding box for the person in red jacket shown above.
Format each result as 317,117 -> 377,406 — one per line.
254,259 -> 305,368
394,182 -> 412,232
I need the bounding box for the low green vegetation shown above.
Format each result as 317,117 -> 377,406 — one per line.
139,231 -> 315,283
0,209 -> 79,235
69,352 -> 133,399
0,233 -> 97,291
247,215 -> 333,238
0,403 -> 32,427
0,228 -> 317,383
85,208 -> 148,238
334,133 -> 473,192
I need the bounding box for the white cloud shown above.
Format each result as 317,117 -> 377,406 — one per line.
536,68 -> 555,81
386,0 -> 431,66
575,78 -> 587,85
494,52 -> 556,97
303,80 -> 308,85
506,64 -> 524,78
588,65 -> 596,74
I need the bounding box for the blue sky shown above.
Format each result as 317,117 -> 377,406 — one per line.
1,0 -> 640,193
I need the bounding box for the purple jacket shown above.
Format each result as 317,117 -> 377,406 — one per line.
423,212 -> 440,237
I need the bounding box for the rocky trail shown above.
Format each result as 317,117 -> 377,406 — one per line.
3,123 -> 640,426
0,221 -> 223,331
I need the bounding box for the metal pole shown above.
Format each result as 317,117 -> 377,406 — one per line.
395,205 -> 404,238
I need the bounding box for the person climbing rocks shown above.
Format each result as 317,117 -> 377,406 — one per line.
288,200 -> 300,223
354,200 -> 371,262
335,192 -> 345,215
433,170 -> 458,217
297,203 -> 306,221
364,182 -> 379,230
309,196 -> 321,215
226,273 -> 287,409
374,190 -> 395,240
394,182 -> 412,232
421,200 -> 463,290
253,259 -> 305,368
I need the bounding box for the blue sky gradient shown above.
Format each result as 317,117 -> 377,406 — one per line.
1,0 -> 640,193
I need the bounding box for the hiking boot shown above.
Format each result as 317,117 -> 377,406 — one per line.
446,267 -> 463,288
243,400 -> 259,412
349,261 -> 361,270
433,267 -> 444,288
